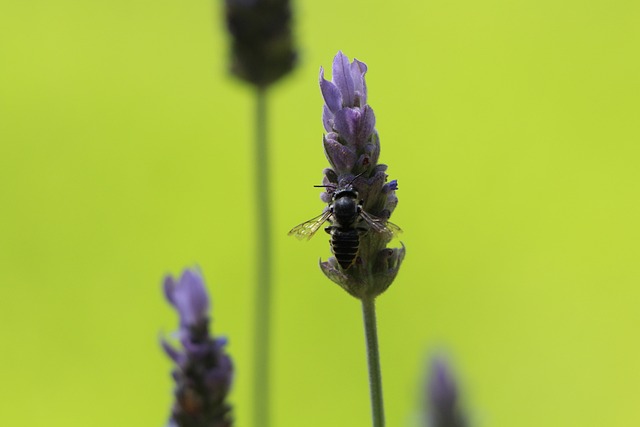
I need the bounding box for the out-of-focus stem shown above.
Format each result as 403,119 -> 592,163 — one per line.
362,296 -> 385,427
253,85 -> 271,427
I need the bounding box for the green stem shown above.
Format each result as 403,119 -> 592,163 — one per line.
253,85 -> 271,427
362,296 -> 385,427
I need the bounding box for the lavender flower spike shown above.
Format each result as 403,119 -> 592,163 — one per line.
426,357 -> 468,427
162,268 -> 233,427
319,51 -> 405,299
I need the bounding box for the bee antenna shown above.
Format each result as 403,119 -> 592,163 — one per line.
347,171 -> 366,186
314,184 -> 337,189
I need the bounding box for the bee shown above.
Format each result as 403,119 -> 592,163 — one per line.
289,182 -> 401,270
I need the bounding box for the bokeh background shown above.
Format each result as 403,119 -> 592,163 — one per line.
1,0 -> 639,426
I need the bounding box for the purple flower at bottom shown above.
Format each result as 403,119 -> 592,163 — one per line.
162,268 -> 233,427
426,357 -> 468,427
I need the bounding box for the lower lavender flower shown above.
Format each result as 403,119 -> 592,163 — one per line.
162,268 -> 233,427
426,357 -> 468,427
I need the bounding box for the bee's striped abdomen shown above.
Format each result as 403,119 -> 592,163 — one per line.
330,228 -> 360,270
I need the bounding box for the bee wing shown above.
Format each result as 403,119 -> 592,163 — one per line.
288,210 -> 332,240
383,220 -> 403,236
360,211 -> 403,239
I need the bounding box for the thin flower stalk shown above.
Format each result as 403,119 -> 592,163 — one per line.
223,2 -> 297,426
252,85 -> 272,427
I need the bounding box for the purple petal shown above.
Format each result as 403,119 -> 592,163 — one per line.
351,58 -> 368,75
333,108 -> 360,146
320,169 -> 337,202
205,353 -> 233,392
372,163 -> 388,174
355,168 -> 387,207
333,106 -> 376,149
429,358 -> 459,412
163,275 -> 177,305
356,105 -> 376,149
162,340 -> 185,365
368,169 -> 387,191
320,192 -> 332,203
173,269 -> 210,327
182,338 -> 212,358
319,67 -> 342,113
323,135 -> 357,175
355,153 -> 372,171
323,167 -> 338,184
322,104 -> 334,133
350,59 -> 368,106
385,193 -> 398,215
332,51 -> 355,107
365,134 -> 380,166
383,179 -> 398,192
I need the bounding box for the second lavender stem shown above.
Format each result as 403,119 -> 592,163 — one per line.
253,85 -> 271,427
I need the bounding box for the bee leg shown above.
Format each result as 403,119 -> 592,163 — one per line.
324,226 -> 333,234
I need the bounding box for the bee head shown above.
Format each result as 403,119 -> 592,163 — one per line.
333,186 -> 358,201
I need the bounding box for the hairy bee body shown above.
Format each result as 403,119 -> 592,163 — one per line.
328,226 -> 361,269
289,183 -> 400,270
323,187 -> 363,269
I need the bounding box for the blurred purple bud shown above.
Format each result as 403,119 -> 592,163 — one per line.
426,357 -> 468,427
164,269 -> 210,328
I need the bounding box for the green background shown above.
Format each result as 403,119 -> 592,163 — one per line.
1,0 -> 639,426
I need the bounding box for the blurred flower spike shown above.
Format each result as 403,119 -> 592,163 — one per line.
426,357 -> 468,427
225,0 -> 297,87
319,51 -> 405,299
162,268 -> 233,427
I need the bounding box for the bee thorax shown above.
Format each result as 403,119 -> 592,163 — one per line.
332,196 -> 359,226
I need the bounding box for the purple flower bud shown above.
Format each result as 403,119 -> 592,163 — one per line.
351,59 -> 368,107
319,67 -> 343,114
426,357 -> 468,427
323,134 -> 357,176
332,51 -> 356,107
384,180 -> 398,192
161,268 -> 234,427
164,270 -> 210,329
316,52 -> 404,299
